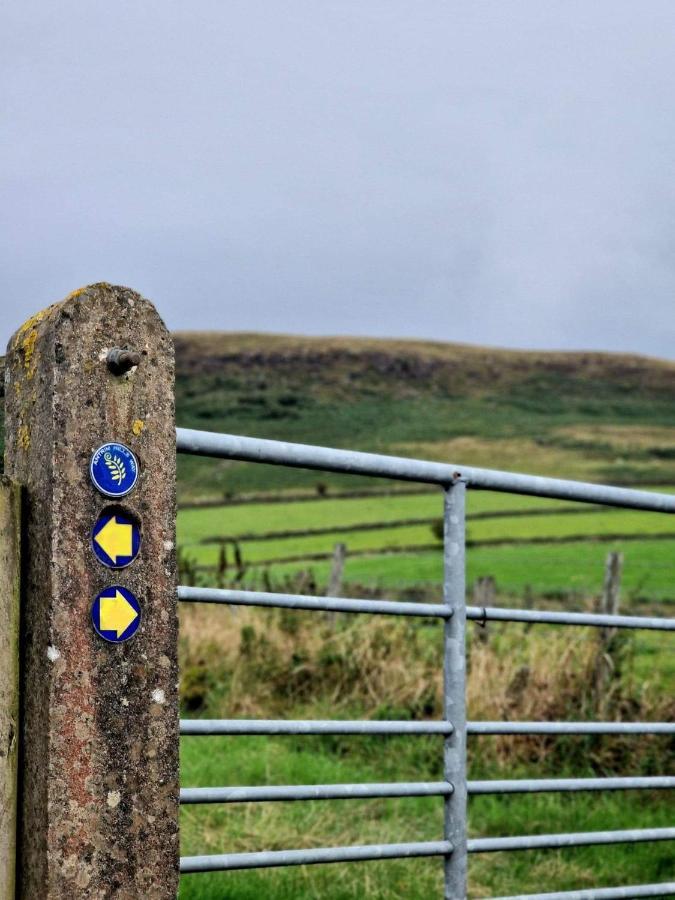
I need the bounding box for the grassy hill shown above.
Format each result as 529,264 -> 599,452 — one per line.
2,331 -> 675,496
173,332 -> 675,501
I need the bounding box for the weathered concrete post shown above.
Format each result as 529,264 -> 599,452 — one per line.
0,478 -> 21,899
4,284 -> 179,898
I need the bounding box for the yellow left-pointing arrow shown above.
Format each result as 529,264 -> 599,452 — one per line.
99,590 -> 138,637
95,516 -> 133,563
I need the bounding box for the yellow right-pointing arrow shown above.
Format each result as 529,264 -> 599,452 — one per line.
99,590 -> 138,637
95,515 -> 133,563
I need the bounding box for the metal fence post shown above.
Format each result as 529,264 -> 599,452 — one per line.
443,481 -> 467,899
4,284 -> 179,898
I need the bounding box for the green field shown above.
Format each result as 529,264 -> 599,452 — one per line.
176,460 -> 675,896
179,737 -> 674,900
178,490 -> 675,605
177,602 -> 674,899
169,332 -> 675,897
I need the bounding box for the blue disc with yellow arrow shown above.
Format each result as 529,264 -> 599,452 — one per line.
91,510 -> 141,569
91,586 -> 141,643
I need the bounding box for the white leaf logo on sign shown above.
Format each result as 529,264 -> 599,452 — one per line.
104,452 -> 127,485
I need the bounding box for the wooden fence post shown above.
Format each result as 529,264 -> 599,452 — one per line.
594,550 -> 623,708
598,550 -> 623,646
0,478 -> 21,899
326,542 -> 347,598
4,284 -> 179,898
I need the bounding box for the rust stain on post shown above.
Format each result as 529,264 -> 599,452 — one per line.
4,284 -> 179,898
0,478 -> 21,900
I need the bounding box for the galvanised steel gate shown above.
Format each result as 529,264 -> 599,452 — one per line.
176,428 -> 675,900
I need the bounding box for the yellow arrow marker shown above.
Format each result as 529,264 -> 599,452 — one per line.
99,590 -> 138,637
95,516 -> 133,563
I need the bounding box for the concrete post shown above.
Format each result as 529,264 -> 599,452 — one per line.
0,478 -> 21,899
4,284 -> 179,898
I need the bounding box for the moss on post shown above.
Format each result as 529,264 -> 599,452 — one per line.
0,478 -> 21,899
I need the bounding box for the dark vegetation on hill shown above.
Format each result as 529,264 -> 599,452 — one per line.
173,333 -> 675,500
2,332 -> 675,498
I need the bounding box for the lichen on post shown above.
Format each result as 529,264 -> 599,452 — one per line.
4,284 -> 179,899
0,477 -> 21,900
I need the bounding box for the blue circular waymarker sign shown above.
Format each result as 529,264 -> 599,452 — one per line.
91,510 -> 141,569
91,585 -> 141,643
90,442 -> 139,497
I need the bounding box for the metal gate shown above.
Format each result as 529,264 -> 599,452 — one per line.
176,427 -> 675,899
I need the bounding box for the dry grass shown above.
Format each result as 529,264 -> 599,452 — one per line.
179,602 -> 674,898
179,604 -> 674,772
180,604 -> 441,719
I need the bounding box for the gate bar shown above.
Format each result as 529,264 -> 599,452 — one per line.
180,781 -> 453,804
180,840 -> 453,873
180,719 -> 453,735
176,429 -> 675,512
179,776 -> 675,804
467,606 -> 675,632
177,586 -> 675,632
180,719 -> 673,736
178,586 -> 448,618
490,883 -> 675,899
468,722 -> 675,735
180,829 -> 674,873
468,776 -> 675,793
467,827 -> 675,853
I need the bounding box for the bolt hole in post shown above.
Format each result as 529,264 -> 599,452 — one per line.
444,481 -> 467,899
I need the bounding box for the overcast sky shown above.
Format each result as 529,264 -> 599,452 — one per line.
3,2 -> 675,356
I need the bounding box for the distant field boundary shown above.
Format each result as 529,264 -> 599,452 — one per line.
195,516 -> 437,543
189,530 -> 675,571
192,504 -> 615,545
177,482 -> 675,510
177,485 -> 435,509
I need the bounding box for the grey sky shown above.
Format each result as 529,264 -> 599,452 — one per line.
3,2 -> 675,356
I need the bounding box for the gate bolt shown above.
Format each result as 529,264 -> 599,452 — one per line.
107,348 -> 141,376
